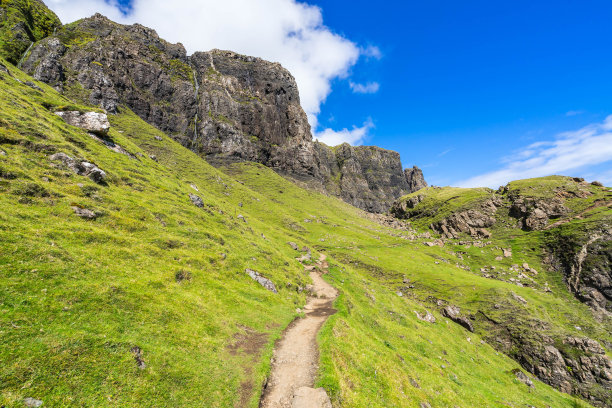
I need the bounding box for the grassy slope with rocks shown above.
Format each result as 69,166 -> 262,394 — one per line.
0,57 -> 601,408
391,177 -> 612,406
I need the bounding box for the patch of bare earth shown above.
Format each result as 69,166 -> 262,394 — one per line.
227,326 -> 269,408
260,254 -> 337,408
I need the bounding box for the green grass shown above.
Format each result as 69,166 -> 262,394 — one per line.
0,56 -> 607,407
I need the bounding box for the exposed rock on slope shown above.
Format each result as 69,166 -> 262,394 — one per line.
546,224 -> 612,318
19,11 -> 424,212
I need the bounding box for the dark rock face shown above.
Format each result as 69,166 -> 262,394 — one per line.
314,143 -> 421,213
20,13 -> 425,213
404,166 -> 427,192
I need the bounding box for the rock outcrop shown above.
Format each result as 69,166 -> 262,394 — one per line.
20,12 -> 425,213
546,224 -> 612,318
430,198 -> 501,239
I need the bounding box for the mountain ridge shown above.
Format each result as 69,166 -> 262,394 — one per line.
9,10 -> 427,213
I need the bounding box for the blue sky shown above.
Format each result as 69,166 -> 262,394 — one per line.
47,0 -> 612,187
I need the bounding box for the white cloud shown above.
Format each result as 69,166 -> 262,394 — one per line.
361,45 -> 382,59
457,115 -> 612,188
315,119 -> 374,146
349,81 -> 380,94
45,0 -> 373,137
566,110 -> 585,117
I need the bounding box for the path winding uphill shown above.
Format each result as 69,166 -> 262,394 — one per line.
260,254 -> 338,408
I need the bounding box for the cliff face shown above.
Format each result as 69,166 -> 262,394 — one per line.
19,12 -> 425,212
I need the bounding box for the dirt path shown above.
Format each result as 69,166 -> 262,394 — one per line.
260,254 -> 338,408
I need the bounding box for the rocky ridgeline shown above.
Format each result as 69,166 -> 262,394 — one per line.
17,12 -> 426,212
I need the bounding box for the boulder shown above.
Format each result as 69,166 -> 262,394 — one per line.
415,310 -> 436,323
514,369 -> 534,388
72,206 -> 97,219
23,398 -> 43,408
189,193 -> 204,208
245,269 -> 277,293
288,242 -> 299,250
55,111 -> 110,136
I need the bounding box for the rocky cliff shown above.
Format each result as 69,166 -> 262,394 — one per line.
13,10 -> 425,212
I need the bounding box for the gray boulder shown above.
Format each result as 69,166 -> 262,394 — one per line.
245,269 -> 277,293
55,111 -> 110,136
189,193 -> 204,208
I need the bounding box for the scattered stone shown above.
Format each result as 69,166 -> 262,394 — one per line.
23,398 -> 43,407
503,248 -> 512,257
591,180 -> 603,187
130,346 -> 146,370
409,378 -> 420,388
415,310 -> 436,323
424,241 -> 436,247
55,111 -> 110,136
573,177 -> 585,182
442,305 -> 474,332
246,268 -> 277,293
49,152 -> 107,184
188,193 -> 204,208
220,253 -> 227,260
154,135 -> 163,141
514,369 -> 534,388
149,154 -> 158,162
72,206 -> 97,219
288,242 -> 299,250
396,291 -> 403,297
190,184 -> 199,191
420,402 -> 431,408
237,214 -> 246,222
511,292 -> 528,305
0,150 -> 6,156
291,386 -> 332,408
495,256 -> 503,261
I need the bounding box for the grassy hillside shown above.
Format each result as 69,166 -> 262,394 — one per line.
0,56 -> 605,407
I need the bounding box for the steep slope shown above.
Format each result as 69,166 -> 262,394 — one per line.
0,58 -> 600,408
13,8 -> 425,213
0,0 -> 61,65
391,177 -> 612,405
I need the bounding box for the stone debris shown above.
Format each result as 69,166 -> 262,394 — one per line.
514,369 -> 534,387
288,242 -> 299,250
189,193 -> 204,208
49,152 -> 106,184
246,268 -> 277,293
